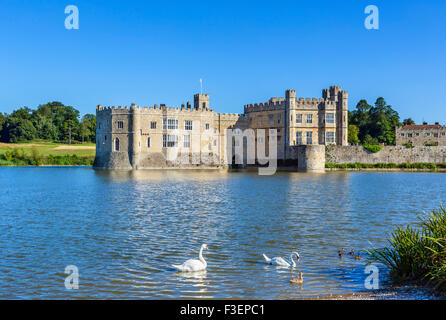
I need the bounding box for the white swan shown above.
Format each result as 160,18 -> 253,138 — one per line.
263,251 -> 300,267
172,244 -> 208,272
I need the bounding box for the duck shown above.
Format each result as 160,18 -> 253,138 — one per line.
263,251 -> 300,267
172,244 -> 208,272
355,253 -> 361,260
348,249 -> 355,255
290,272 -> 304,285
338,248 -> 345,257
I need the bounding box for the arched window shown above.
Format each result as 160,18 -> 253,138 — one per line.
147,137 -> 151,148
114,138 -> 120,151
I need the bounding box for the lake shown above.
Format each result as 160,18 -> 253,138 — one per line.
0,167 -> 445,299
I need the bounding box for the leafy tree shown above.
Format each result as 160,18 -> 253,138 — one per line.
0,113 -> 5,140
348,124 -> 360,145
402,118 -> 415,126
363,134 -> 380,146
349,97 -> 401,145
80,114 -> 96,142
2,117 -> 37,142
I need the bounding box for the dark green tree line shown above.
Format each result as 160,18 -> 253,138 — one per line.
0,102 -> 96,143
348,97 -> 401,145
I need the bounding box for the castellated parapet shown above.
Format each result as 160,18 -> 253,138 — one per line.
95,86 -> 347,170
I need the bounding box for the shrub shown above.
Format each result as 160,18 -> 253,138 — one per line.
403,142 -> 415,148
363,144 -> 383,153
368,206 -> 446,294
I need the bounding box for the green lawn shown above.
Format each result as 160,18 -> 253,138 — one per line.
0,140 -> 96,166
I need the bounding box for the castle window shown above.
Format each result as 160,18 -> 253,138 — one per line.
184,120 -> 193,131
213,140 -> 217,146
442,132 -> 445,136
306,114 -> 313,124
104,135 -> 107,141
208,143 -> 212,150
408,133 -> 413,138
326,113 -> 335,124
147,137 -> 151,148
205,123 -> 210,130
150,121 -> 157,129
183,135 -> 190,148
401,133 -> 405,137
214,128 -> 217,134
426,133 -> 431,137
296,132 -> 302,145
163,134 -> 178,147
268,114 -> 274,125
163,118 -> 178,130
296,114 -> 302,124
117,121 -> 124,129
114,138 -> 120,151
306,132 -> 313,144
277,114 -> 282,124
326,132 -> 335,143
434,133 -> 439,138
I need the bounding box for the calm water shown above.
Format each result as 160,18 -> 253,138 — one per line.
0,167 -> 445,299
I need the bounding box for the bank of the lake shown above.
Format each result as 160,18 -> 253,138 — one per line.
0,141 -> 95,166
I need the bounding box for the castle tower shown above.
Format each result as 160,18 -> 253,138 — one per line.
338,90 -> 348,146
194,94 -> 210,110
130,104 -> 141,169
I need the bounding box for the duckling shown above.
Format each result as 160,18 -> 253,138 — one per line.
290,272 -> 303,285
338,248 -> 345,257
348,249 -> 355,255
355,253 -> 361,260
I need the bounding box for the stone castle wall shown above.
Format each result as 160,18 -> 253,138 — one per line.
326,145 -> 446,164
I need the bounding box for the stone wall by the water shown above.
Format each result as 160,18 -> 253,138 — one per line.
326,145 -> 446,164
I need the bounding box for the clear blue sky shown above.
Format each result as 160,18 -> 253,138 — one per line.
1,0 -> 445,123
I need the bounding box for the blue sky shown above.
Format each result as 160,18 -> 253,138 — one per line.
0,0 -> 445,123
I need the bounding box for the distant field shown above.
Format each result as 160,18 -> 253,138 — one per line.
0,140 -> 96,166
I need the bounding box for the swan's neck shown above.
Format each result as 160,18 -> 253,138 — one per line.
199,247 -> 207,267
289,254 -> 296,267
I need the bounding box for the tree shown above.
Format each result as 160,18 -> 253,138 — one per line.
79,114 -> 96,142
403,118 -> 415,126
349,97 -> 401,145
348,124 -> 360,145
0,113 -> 5,140
2,117 -> 37,142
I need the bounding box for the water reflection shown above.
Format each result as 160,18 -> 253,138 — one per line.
0,168 -> 444,299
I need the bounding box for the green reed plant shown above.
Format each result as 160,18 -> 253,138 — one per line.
368,206 -> 446,294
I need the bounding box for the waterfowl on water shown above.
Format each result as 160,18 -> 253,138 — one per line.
172,244 -> 208,272
348,249 -> 355,255
355,253 -> 361,260
338,248 -> 345,257
263,252 -> 300,267
290,272 -> 304,285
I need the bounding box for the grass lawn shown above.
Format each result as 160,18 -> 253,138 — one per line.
0,140 -> 96,166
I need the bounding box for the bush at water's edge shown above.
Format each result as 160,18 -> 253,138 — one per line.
368,206 -> 446,295
0,147 -> 94,166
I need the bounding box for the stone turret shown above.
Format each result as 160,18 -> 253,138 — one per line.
194,94 -> 210,110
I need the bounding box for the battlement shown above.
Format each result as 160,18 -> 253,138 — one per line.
96,103 -> 218,114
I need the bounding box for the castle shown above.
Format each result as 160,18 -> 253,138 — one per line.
94,86 -> 348,169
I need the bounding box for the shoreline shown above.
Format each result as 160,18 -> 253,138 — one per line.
309,285 -> 443,300
1,165 -> 446,172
